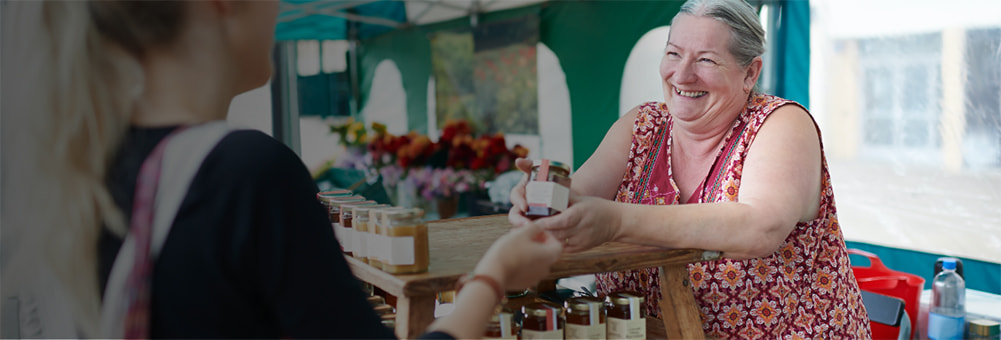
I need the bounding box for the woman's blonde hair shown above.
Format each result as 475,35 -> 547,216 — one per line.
2,1 -> 184,336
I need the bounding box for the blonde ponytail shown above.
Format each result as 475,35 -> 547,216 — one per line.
3,1 -> 138,336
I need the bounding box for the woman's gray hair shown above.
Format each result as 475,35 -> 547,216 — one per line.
675,0 -> 766,67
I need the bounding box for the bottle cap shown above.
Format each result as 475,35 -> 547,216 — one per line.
942,258 -> 956,270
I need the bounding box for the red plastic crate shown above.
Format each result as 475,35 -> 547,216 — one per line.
849,249 -> 926,340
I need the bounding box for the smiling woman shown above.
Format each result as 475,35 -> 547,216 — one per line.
507,0 -> 871,338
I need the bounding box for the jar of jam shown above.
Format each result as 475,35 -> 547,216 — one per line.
520,302 -> 563,339
380,208 -> 429,274
351,204 -> 388,266
342,199 -> 376,262
371,206 -> 407,270
327,195 -> 366,255
316,190 -> 352,220
380,312 -> 396,330
524,159 -> 572,219
606,291 -> 645,340
565,296 -> 606,339
484,306 -> 517,339
366,295 -> 386,307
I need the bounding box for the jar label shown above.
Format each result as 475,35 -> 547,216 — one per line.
566,323 -> 605,339
366,231 -> 382,261
927,312 -> 965,340
525,181 -> 569,212
352,227 -> 368,258
520,329 -> 563,340
373,233 -> 390,262
386,236 -> 416,265
607,316 -> 645,340
334,223 -> 353,252
500,312 -> 515,338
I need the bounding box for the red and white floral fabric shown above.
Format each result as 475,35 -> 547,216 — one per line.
595,94 -> 871,338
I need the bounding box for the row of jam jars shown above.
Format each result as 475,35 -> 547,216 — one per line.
316,190 -> 355,251
348,203 -> 388,265
347,205 -> 430,274
487,291 -> 644,340
323,194 -> 369,255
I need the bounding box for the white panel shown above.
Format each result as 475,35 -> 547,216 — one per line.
361,60 -> 408,135
537,43 -> 574,166
620,26 -> 671,117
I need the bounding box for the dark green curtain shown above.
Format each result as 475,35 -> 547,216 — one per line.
358,2 -> 679,170
357,1 -> 811,169
773,0 -> 811,108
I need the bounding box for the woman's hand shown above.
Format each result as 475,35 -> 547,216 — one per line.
474,222 -> 564,291
507,158 -> 534,227
530,193 -> 623,253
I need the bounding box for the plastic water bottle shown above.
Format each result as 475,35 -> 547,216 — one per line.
927,258 -> 966,340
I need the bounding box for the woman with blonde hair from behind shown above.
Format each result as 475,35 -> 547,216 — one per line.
1,1 -> 562,338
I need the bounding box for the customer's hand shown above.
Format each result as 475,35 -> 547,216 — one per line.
474,222 -> 563,291
530,194 -> 623,253
507,158 -> 535,227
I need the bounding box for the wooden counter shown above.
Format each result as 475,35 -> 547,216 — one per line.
346,214 -> 720,339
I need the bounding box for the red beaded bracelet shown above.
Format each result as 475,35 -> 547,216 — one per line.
455,273 -> 504,304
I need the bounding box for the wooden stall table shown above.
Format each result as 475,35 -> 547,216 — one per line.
345,214 -> 720,339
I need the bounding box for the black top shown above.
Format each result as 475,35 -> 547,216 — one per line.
100,126 -> 451,339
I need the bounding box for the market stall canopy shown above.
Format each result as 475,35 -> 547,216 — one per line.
276,0 -> 544,41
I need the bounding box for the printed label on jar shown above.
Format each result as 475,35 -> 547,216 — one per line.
525,181 -> 570,211
372,233 -> 390,263
336,223 -> 356,253
566,323 -> 605,340
366,231 -> 382,261
520,329 -> 563,340
386,236 -> 415,265
352,228 -> 368,258
607,317 -> 645,340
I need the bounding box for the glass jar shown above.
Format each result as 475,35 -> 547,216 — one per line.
524,159 -> 572,219
371,207 -> 407,270
380,312 -> 396,330
316,190 -> 352,221
565,296 -> 606,339
520,302 -> 564,339
372,303 -> 395,316
484,306 -> 517,339
338,200 -> 375,260
380,208 -> 429,274
326,195 -> 366,255
366,295 -> 386,307
606,291 -> 645,340
351,204 -> 387,265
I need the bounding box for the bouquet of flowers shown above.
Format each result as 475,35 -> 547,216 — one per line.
328,119 -> 528,203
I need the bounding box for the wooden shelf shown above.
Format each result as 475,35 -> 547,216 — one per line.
346,214 -> 719,339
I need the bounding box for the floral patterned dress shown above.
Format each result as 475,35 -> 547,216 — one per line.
595,94 -> 871,339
